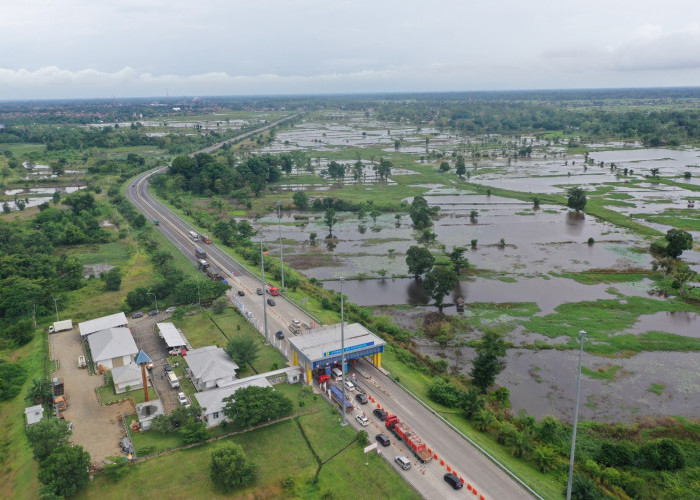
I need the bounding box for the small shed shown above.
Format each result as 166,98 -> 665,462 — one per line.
25,405 -> 44,426
111,364 -> 147,394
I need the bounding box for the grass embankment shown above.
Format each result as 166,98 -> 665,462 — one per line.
551,269 -> 653,285
82,385 -> 419,500
0,336 -> 45,499
381,344 -> 563,500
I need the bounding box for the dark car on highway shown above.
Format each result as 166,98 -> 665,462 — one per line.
444,473 -> 463,489
256,288 -> 263,295
237,290 -> 245,296
373,408 -> 388,421
376,434 -> 390,447
275,330 -> 284,340
355,393 -> 368,404
267,298 -> 275,306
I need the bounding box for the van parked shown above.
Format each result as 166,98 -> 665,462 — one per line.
167,371 -> 180,388
331,367 -> 343,378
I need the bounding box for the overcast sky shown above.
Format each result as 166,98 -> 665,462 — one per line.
2,0 -> 700,100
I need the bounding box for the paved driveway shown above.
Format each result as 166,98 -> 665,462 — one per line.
50,329 -> 133,463
129,313 -> 181,413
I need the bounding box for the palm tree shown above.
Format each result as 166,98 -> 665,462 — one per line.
26,378 -> 53,406
474,409 -> 495,432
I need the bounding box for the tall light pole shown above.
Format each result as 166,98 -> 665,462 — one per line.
260,241 -> 269,344
566,330 -> 587,500
147,292 -> 158,313
339,277 -> 347,426
196,275 -> 201,311
53,298 -> 60,322
277,201 -> 285,291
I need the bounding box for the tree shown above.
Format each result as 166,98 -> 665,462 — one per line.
570,473 -> 603,500
462,388 -> 485,418
179,417 -> 210,444
409,196 -> 432,229
212,296 -> 228,314
327,160 -> 346,180
102,267 -> 122,291
405,246 -> 434,279
474,409 -> 495,432
38,445 -> 91,498
292,191 -> 308,210
323,207 -> 338,236
423,264 -> 458,313
470,330 -> 507,393
223,386 -> 293,428
376,158 -> 392,179
26,417 -> 72,461
225,335 -> 260,368
210,443 -> 259,491
150,414 -> 173,435
455,156 -> 466,177
665,229 -> 693,258
439,161 -> 450,172
448,247 -> 469,274
470,210 -> 478,222
650,167 -> 660,177
567,187 -> 587,212
533,445 -> 557,472
26,378 -> 53,406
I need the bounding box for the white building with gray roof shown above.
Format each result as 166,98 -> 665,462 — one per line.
88,327 -> 138,370
186,346 -> 239,391
79,312 -> 128,337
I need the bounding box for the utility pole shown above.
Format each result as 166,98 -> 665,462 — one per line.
340,277 -> 347,426
53,297 -> 60,322
196,275 -> 201,311
566,330 -> 587,500
260,241 -> 269,344
147,292 -> 158,313
277,201 -> 285,291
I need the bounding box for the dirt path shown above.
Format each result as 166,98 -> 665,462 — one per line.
51,329 -> 133,463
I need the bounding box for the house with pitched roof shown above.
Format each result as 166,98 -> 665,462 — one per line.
87,327 -> 138,370
185,346 -> 239,391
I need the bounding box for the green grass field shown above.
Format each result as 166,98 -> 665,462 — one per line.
79,385 -> 419,500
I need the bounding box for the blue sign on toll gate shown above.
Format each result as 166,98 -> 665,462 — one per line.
324,341 -> 374,357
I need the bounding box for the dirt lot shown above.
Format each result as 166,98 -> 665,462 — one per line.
50,329 -> 133,463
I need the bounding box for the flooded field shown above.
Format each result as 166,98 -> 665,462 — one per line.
249,113 -> 700,423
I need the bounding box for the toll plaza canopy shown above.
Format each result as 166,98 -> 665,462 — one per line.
288,323 -> 385,383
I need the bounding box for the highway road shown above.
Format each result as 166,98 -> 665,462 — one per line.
126,119 -> 537,500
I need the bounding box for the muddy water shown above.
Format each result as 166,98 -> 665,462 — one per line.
627,311 -> 700,337
416,343 -> 700,422
326,276 -> 652,315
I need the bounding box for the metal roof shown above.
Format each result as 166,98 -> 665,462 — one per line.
111,363 -> 142,384
87,327 -> 138,363
156,322 -> 187,348
186,346 -> 239,384
194,378 -> 272,415
25,405 -> 44,425
287,323 -> 385,366
79,312 -> 128,336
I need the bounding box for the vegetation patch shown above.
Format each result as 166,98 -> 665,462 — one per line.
582,364 -> 624,381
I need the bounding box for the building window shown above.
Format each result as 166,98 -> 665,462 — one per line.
213,412 -> 219,419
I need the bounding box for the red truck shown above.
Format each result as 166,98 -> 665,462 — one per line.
267,285 -> 280,296
385,414 -> 432,463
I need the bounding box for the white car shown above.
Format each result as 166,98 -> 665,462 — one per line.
177,392 -> 190,407
356,414 -> 369,427
344,380 -> 355,391
165,306 -> 176,313
292,318 -> 301,327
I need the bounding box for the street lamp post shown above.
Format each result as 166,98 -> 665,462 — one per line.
53,298 -> 60,322
566,330 -> 587,500
277,201 -> 285,291
147,292 -> 158,313
260,241 -> 269,344
340,277 -> 347,426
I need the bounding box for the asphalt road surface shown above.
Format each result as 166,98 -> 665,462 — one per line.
126,120 -> 536,500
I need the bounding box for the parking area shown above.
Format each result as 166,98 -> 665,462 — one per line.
129,312 -> 182,413
50,329 -> 133,463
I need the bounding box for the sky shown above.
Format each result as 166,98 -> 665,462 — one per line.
2,0 -> 700,100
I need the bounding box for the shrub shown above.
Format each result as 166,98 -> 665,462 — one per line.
638,439 -> 685,470
596,441 -> 636,467
427,377 -> 465,408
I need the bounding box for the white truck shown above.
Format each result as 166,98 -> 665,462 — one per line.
167,372 -> 180,388
49,319 -> 73,334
